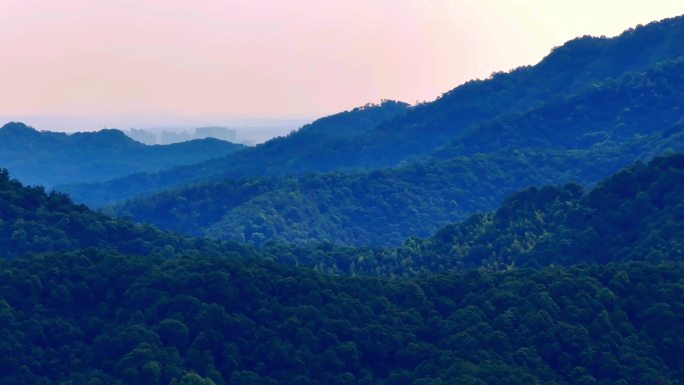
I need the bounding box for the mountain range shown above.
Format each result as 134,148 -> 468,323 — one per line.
0,122 -> 244,187
2,151 -> 684,384
60,15 -> 684,208
106,49 -> 684,246
3,14 -> 684,385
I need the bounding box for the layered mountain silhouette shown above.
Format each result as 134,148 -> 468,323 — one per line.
6,12 -> 684,385
0,122 -> 245,187
59,101 -> 410,204
284,154 -> 684,275
60,15 -> 684,206
109,57 -> 684,246
3,154 -> 684,384
0,167 -> 249,259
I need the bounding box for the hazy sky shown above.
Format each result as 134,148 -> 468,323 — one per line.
1,0 -> 684,130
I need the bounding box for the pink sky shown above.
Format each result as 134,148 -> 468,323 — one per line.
1,0 -> 684,130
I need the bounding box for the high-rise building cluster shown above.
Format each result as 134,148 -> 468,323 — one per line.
125,126 -> 238,145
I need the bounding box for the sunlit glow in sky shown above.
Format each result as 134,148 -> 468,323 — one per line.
1,0 -> 683,130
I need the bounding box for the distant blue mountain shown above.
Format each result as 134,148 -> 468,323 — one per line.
0,122 -> 245,187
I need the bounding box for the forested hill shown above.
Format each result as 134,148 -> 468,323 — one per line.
5,152 -> 684,275
59,101 -> 409,205
218,100 -> 409,176
60,15 -> 684,206
300,154 -> 684,275
361,14 -> 684,162
3,155 -> 684,383
3,251 -> 684,384
0,168 -> 249,259
433,59 -> 684,158
109,58 -> 684,246
0,122 -> 244,187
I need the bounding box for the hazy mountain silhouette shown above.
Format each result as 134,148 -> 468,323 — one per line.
108,57 -> 684,246
61,15 -> 684,206
60,101 -> 409,204
0,122 -> 245,187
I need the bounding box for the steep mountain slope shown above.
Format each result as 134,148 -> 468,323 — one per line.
433,59 -> 684,158
448,153 -> 684,268
300,154 -> 684,275
3,153 -> 684,384
111,149 -> 620,245
0,168 -> 248,259
229,100 -> 409,176
60,15 -> 684,206
0,122 -> 245,187
111,59 -> 684,246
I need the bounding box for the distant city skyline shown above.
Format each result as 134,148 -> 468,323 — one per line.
123,126 -> 237,145
0,115 -> 307,144
1,0 -> 683,133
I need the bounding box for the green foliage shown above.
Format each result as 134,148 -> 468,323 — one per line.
2,126 -> 684,384
171,373 -> 217,385
1,250 -> 684,384
434,59 -> 684,158
112,149 -> 619,246
306,154 -> 684,275
0,168 -> 251,259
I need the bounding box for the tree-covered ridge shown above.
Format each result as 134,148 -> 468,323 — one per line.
2,151 -> 684,384
434,153 -> 684,267
343,14 -> 684,166
0,169 -> 245,259
110,148 -> 621,246
234,100 -> 409,176
59,15 -> 684,207
2,250 -> 684,385
312,154 -> 684,275
110,57 -> 684,246
434,58 -> 684,158
4,150 -> 684,275
0,122 -> 245,187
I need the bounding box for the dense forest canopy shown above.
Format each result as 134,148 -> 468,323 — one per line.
0,168 -> 251,259
6,151 -> 684,272
3,251 -> 684,384
2,142 -> 684,385
282,154 -> 684,276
